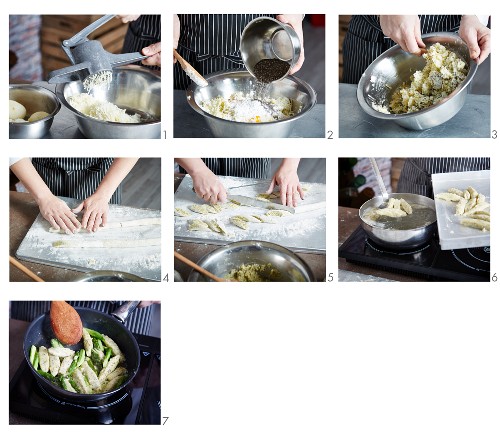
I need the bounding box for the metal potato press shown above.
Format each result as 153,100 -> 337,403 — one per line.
47,14 -> 147,84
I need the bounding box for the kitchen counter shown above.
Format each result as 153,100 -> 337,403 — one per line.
173,89 -> 325,138
338,206 -> 424,282
10,191 -> 90,281
339,83 -> 490,138
174,175 -> 326,281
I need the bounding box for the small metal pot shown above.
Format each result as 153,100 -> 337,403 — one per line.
240,17 -> 302,81
359,193 -> 437,250
9,85 -> 61,139
187,240 -> 315,282
23,304 -> 140,405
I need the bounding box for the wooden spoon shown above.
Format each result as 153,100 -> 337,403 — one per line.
173,49 -> 209,87
174,250 -> 233,282
9,256 -> 44,282
50,301 -> 83,345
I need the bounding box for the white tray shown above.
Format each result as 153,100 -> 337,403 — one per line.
432,170 -> 490,250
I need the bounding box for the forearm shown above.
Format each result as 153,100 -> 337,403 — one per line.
10,158 -> 53,203
93,158 -> 139,200
175,158 -> 208,175
280,158 -> 301,170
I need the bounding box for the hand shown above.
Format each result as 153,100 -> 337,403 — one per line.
267,159 -> 304,207
173,14 -> 180,64
276,14 -> 305,74
459,15 -> 491,64
142,42 -> 161,66
118,15 -> 140,23
138,301 -> 161,308
38,194 -> 81,234
191,168 -> 227,204
72,194 -> 110,232
380,15 -> 426,55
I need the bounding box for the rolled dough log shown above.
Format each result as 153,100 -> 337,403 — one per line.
52,238 -> 161,248
49,217 -> 161,233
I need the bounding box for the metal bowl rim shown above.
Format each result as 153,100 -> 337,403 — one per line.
56,66 -> 161,127
356,32 -> 478,120
75,270 -> 146,282
186,70 -> 317,126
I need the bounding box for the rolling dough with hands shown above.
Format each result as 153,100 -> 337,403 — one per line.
49,217 -> 161,233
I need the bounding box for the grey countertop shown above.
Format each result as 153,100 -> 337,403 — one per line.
173,89 -> 325,138
339,83 -> 490,138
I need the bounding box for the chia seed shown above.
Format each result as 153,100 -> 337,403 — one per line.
253,58 -> 290,83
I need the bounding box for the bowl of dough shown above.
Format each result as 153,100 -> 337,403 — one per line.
186,70 -> 316,138
187,240 -> 315,282
357,33 -> 478,130
9,85 -> 61,139
57,65 -> 161,139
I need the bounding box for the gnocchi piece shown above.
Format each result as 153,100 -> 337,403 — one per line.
455,198 -> 467,215
386,198 -> 396,209
28,111 -> 50,122
49,354 -> 61,376
467,186 -> 478,199
48,346 -> 75,357
265,210 -> 292,217
399,198 -> 413,215
465,213 -> 490,221
466,202 -> 490,216
463,190 -> 471,200
174,207 -> 191,217
252,215 -> 277,224
230,216 -> 249,230
9,99 -> 26,120
82,328 -> 93,357
210,203 -> 224,213
38,346 -> 50,373
103,335 -> 122,356
464,197 -> 478,213
448,188 -> 464,197
188,204 -> 217,215
460,218 -> 490,232
58,356 -> 74,376
73,369 -> 91,394
82,361 -> 100,390
98,355 -> 120,382
187,219 -> 210,231
435,192 -> 464,202
207,219 -> 231,235
374,208 -> 407,218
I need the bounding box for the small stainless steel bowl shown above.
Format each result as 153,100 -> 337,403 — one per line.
187,240 -> 315,282
357,33 -> 478,130
186,70 -> 316,138
57,65 -> 161,139
240,16 -> 301,80
75,270 -> 146,282
359,193 -> 437,250
9,85 -> 61,139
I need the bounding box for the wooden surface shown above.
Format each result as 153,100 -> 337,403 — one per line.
338,206 -> 424,282
174,174 -> 326,282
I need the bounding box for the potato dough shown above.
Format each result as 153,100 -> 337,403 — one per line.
9,100 -> 26,120
28,111 -> 50,122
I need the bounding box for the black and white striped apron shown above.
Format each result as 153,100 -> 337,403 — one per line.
397,158 -> 490,197
10,301 -> 153,336
31,158 -> 121,204
179,158 -> 271,179
175,14 -> 273,89
122,15 -> 161,71
342,15 -> 462,84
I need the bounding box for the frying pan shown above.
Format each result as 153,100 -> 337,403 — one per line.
359,193 -> 437,250
23,305 -> 140,404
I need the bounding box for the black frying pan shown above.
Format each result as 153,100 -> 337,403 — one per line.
23,307 -> 140,404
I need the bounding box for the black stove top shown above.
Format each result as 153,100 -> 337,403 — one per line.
339,226 -> 490,282
10,334 -> 161,424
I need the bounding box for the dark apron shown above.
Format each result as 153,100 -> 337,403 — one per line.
397,158 -> 490,197
174,14 -> 273,89
31,158 -> 121,204
342,15 -> 462,84
122,15 -> 161,71
179,158 -> 271,179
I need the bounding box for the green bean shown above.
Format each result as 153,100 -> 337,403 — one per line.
76,349 -> 85,367
33,352 -> 39,370
37,369 -> 56,383
87,358 -> 98,374
67,355 -> 79,375
84,328 -> 104,341
93,337 -> 104,351
102,347 -> 112,368
29,345 -> 37,365
50,338 -> 63,348
69,377 -> 80,393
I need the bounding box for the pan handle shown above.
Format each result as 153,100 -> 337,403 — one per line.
111,301 -> 140,324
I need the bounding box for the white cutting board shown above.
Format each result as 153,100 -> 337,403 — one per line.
16,197 -> 161,281
174,175 -> 326,253
432,170 -> 490,250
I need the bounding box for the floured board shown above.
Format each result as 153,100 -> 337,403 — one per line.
16,197 -> 161,281
432,170 -> 490,250
174,175 -> 326,253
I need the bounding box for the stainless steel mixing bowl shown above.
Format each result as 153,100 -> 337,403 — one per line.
9,85 -> 61,139
186,70 -> 316,138
56,65 -> 161,139
75,270 -> 146,282
359,193 -> 437,250
357,33 -> 478,130
187,240 -> 315,282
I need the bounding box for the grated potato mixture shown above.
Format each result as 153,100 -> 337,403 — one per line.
390,43 -> 468,114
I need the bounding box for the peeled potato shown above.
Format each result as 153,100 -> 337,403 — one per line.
28,111 -> 50,122
10,118 -> 27,123
9,100 -> 26,120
